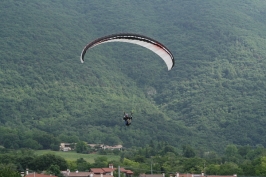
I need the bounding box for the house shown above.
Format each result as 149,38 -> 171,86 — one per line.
90,168 -> 106,175
119,167 -> 133,177
102,145 -> 123,151
62,171 -> 93,177
60,143 -> 123,152
90,164 -> 116,176
62,170 -> 116,177
60,143 -> 74,151
101,168 -> 116,176
62,164 -> 133,177
88,144 -> 105,150
90,164 -> 133,177
87,144 -> 123,151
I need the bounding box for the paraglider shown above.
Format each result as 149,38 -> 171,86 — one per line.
80,33 -> 175,70
80,33 -> 175,126
123,112 -> 133,126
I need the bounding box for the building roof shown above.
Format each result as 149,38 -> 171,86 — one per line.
63,172 -> 116,177
88,144 -> 104,148
103,145 -> 123,149
94,175 -> 114,177
62,171 -> 92,177
90,168 -> 105,173
60,142 -> 73,145
120,168 -> 134,174
101,168 -> 116,172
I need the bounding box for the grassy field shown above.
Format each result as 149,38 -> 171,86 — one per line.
34,150 -> 120,163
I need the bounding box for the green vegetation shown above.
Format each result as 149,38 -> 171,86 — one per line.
0,167 -> 21,177
2,143 -> 266,176
1,0 -> 266,158
34,150 -> 119,163
0,149 -> 119,176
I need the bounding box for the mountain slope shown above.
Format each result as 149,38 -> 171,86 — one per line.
1,0 -> 266,152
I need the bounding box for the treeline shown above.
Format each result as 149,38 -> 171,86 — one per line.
0,149 -> 116,177
0,127 -> 61,150
120,141 -> 266,176
0,149 -> 66,177
1,141 -> 266,176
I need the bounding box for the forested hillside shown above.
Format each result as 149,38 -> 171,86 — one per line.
1,0 -> 266,153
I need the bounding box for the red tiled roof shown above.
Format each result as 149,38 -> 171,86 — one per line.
120,168 -> 133,174
119,168 -> 126,171
62,172 -> 115,177
126,170 -> 133,174
102,168 -> 116,172
90,168 -> 105,173
94,175 -> 114,177
90,167 -> 132,175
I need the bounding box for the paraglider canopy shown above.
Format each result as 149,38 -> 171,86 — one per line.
80,33 -> 175,70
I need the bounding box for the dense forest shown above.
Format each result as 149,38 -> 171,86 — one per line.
1,0 -> 266,154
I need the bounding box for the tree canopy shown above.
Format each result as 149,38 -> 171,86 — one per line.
1,0 -> 266,153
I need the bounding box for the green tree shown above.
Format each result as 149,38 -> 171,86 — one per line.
181,157 -> 204,174
162,145 -> 176,155
58,134 -> 79,143
50,144 -> 60,151
219,162 -> 243,175
122,158 -> 147,176
0,167 -> 21,177
3,0 -> 266,156
206,164 -> 220,175
33,154 -> 67,171
182,145 -> 196,158
76,141 -> 88,154
46,164 -> 64,177
2,134 -> 19,149
240,160 -> 255,176
225,144 -> 239,162
33,133 -> 59,150
113,149 -> 120,155
76,158 -> 90,171
66,160 -> 77,172
237,145 -> 251,158
20,139 -> 42,150
104,136 -> 120,146
93,156 -> 108,168
16,155 -> 35,171
133,155 -> 145,163
254,156 -> 266,176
